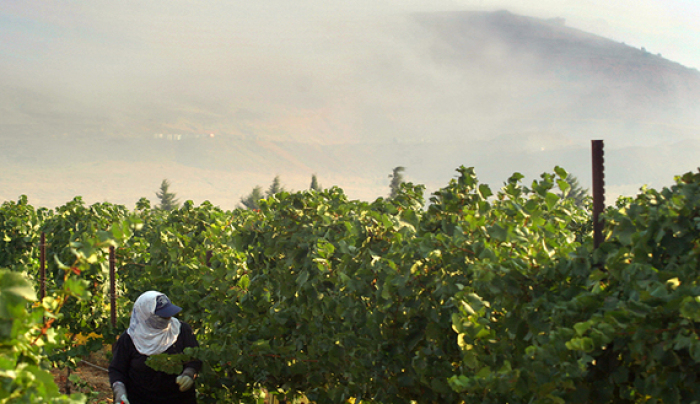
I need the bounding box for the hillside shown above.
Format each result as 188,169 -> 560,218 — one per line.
2,10 -> 700,209
412,10 -> 700,142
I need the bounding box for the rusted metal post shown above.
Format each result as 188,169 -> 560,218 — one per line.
40,232 -> 46,301
109,246 -> 116,328
592,140 -> 605,249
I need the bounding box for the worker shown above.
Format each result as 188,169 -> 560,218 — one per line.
109,291 -> 201,404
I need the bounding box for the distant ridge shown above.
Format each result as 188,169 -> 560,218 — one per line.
2,9 -> 700,209
414,10 -> 700,105
416,10 -> 700,73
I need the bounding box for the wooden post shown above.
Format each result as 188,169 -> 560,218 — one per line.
109,246 -> 116,328
591,140 -> 605,249
40,232 -> 46,301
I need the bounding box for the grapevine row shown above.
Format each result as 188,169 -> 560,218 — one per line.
3,166 -> 700,403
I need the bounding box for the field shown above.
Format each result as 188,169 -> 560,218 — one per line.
5,166 -> 700,403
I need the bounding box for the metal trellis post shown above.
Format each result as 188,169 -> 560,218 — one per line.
592,140 -> 605,249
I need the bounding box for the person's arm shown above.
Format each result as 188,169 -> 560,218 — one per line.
108,334 -> 130,386
175,322 -> 202,391
108,334 -> 132,403
180,322 -> 202,373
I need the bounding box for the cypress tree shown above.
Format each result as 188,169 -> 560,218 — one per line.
310,174 -> 321,191
240,186 -> 264,210
155,179 -> 179,211
389,166 -> 405,199
267,176 -> 285,197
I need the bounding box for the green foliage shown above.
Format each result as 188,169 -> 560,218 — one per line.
448,168 -> 700,403
445,167 -> 593,403
0,244 -> 113,404
38,198 -> 137,348
558,173 -> 590,208
156,179 -> 180,211
0,195 -> 45,271
267,175 -> 285,197
579,170 -> 700,403
5,165 -> 700,403
240,186 -> 265,210
0,196 -> 146,402
135,197 -> 151,211
153,167 -> 591,403
0,269 -> 85,403
241,176 -> 287,210
146,352 -> 193,375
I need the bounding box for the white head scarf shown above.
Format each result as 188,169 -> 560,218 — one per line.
127,291 -> 182,356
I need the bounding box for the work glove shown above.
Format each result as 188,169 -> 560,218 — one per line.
176,367 -> 196,392
112,381 -> 130,404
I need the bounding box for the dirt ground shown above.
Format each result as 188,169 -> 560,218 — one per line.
52,349 -> 113,403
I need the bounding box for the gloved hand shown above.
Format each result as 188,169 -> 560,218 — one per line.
112,381 -> 130,404
175,367 -> 196,392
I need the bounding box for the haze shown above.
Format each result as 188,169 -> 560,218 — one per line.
2,0 -> 700,209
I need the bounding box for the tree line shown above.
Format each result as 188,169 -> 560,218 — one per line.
155,167 -> 588,212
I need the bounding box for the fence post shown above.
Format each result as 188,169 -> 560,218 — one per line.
40,232 -> 46,301
109,246 -> 116,328
591,140 -> 605,249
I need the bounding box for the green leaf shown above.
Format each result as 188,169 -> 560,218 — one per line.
475,366 -> 491,378
478,184 -> 493,199
297,270 -> 310,287
566,337 -> 595,352
488,224 -> 508,242
680,296 -> 700,321
0,271 -> 36,301
690,339 -> 700,362
63,278 -> 89,298
545,192 -> 560,210
0,270 -> 36,318
554,166 -> 568,179
573,321 -> 592,336
237,274 -> 250,289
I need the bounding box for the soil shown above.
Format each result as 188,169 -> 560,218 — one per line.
51,348 -> 113,403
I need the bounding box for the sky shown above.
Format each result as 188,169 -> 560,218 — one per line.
1,0 -> 700,209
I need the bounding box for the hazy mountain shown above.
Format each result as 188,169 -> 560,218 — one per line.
413,10 -> 700,143
2,10 -> 699,209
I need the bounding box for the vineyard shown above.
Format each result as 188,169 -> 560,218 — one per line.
3,165 -> 700,403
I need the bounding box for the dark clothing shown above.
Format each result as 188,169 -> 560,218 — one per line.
109,322 -> 202,404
